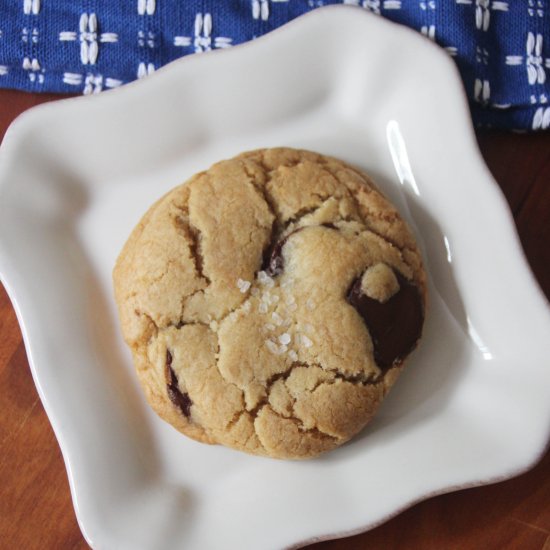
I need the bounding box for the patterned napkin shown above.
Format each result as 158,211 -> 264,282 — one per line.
0,1 -> 549,130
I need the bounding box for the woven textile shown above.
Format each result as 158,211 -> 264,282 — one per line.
0,1 -> 549,130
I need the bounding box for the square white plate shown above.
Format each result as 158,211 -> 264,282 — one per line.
1,6 -> 549,549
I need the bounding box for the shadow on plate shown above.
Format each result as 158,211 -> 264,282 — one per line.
45,169 -> 197,520
318,168 -> 483,458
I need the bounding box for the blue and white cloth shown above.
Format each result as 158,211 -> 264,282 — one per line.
0,1 -> 549,130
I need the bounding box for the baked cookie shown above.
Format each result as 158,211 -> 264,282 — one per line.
113,148 -> 426,459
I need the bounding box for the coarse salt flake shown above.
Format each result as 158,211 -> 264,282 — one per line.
264,323 -> 275,331
288,350 -> 298,361
272,311 -> 283,326
301,335 -> 313,348
278,333 -> 291,345
287,303 -> 298,312
257,270 -> 274,288
285,294 -> 296,305
265,339 -> 279,355
259,302 -> 268,314
236,278 -> 251,293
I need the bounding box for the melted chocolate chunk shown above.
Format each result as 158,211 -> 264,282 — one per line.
263,224 -> 336,277
263,227 -> 303,277
347,270 -> 424,369
165,350 -> 192,418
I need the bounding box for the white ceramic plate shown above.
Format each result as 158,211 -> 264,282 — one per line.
1,6 -> 549,549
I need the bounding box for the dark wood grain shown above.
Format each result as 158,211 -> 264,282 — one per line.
0,89 -> 548,550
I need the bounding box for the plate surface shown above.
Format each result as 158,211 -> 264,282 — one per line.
1,6 -> 549,550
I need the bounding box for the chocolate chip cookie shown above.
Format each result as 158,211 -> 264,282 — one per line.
113,148 -> 426,459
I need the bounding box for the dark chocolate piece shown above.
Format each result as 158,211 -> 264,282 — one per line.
165,350 -> 192,418
263,224 -> 336,277
263,227 -> 303,277
347,269 -> 423,369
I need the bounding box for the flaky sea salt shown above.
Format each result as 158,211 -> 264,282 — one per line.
301,334 -> 313,348
265,339 -> 286,355
262,293 -> 279,305
257,270 -> 274,288
242,301 -> 251,313
264,323 -> 275,331
288,350 -> 298,361
278,333 -> 291,345
287,303 -> 298,312
259,302 -> 268,314
272,311 -> 283,326
236,278 -> 251,293
265,339 -> 279,355
285,294 -> 296,305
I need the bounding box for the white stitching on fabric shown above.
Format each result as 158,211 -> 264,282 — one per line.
173,13 -> 233,53
138,0 -> 156,15
22,56 -> 44,83
59,13 -> 118,65
137,61 -> 155,78
23,0 -> 40,15
62,72 -> 123,94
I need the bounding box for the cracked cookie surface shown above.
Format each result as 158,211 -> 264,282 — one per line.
113,147 -> 427,459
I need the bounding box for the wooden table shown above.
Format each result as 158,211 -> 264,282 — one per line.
1,89 -> 549,549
